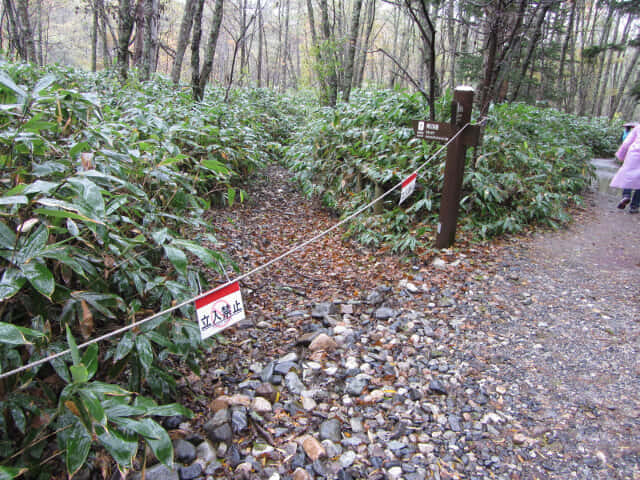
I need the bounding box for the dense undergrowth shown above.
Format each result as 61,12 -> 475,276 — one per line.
0,60 -> 621,479
285,90 -> 620,251
0,61 -> 300,479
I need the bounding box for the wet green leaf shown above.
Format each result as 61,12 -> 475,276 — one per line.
21,260 -> 54,298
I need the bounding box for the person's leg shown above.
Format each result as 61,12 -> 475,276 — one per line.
618,189 -> 632,209
629,190 -> 640,213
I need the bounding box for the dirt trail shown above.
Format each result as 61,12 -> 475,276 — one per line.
480,176 -> 640,478
186,163 -> 640,479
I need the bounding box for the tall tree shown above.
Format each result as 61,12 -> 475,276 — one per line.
342,0 -> 363,102
117,0 -> 135,81
198,0 -> 224,99
171,0 -> 197,84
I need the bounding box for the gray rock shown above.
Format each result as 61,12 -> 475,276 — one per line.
274,361 -> 297,375
173,439 -> 197,464
129,464 -> 179,480
374,307 -> 395,320
312,302 -> 338,318
319,418 -> 342,442
204,422 -> 232,444
195,441 -> 217,464
177,463 -> 202,480
366,290 -> 384,305
231,407 -> 248,433
345,374 -> 369,396
285,371 -> 305,394
428,379 -> 448,395
448,415 -> 462,432
261,362 -> 276,383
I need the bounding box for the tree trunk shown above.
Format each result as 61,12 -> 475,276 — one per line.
117,0 -> 134,82
608,16 -> 633,119
510,1 -> 553,102
447,0 -> 456,89
140,0 -> 153,80
320,0 -> 337,106
556,0 -> 575,108
610,45 -> 640,117
91,1 -> 98,71
171,0 -> 196,84
197,0 -> 224,100
342,0 -> 363,103
190,0 -> 205,100
16,0 -> 37,63
257,0 -> 263,87
355,0 -> 375,88
590,6 -> 614,116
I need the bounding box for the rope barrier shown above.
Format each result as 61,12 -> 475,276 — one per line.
0,122 -> 474,381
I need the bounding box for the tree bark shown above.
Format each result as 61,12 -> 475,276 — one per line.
257,0 -> 264,87
117,0 -> 134,82
16,0 -> 37,63
171,0 -> 196,84
342,0 -> 363,102
510,1 -> 553,102
91,0 -> 98,71
197,0 -> 224,100
190,0 -> 205,100
556,0 -> 575,109
140,0 -> 153,80
319,0 -> 337,106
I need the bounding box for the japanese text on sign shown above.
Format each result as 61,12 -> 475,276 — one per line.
195,282 -> 245,340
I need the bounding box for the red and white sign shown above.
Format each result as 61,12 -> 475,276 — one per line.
399,173 -> 417,205
195,282 -> 245,339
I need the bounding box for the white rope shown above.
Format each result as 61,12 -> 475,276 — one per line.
0,122 -> 472,381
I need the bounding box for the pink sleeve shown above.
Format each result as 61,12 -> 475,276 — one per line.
616,126 -> 640,162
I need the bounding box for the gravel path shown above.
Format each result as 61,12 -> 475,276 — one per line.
145,165 -> 640,480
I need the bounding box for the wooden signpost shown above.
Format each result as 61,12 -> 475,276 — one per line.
412,86 -> 481,249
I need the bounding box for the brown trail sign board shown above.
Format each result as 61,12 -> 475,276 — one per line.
412,86 -> 481,249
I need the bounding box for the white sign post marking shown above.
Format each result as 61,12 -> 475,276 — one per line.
195,282 -> 245,340
399,173 -> 417,205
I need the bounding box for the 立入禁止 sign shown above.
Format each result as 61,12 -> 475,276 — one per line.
195,282 -> 245,339
399,173 -> 417,205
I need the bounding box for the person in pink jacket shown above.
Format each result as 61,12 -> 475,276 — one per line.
612,124 -> 640,213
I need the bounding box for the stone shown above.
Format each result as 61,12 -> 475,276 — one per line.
293,468 -> 312,480
177,463 -> 202,480
309,333 -> 338,352
341,304 -> 354,314
231,407 -> 248,433
285,371 -> 305,395
228,394 -> 251,407
234,462 -> 253,478
252,396 -> 272,413
312,302 -> 338,318
428,379 -> 448,395
374,307 -> 395,320
366,290 -> 384,305
301,435 -> 326,461
345,374 -> 370,396
173,439 -> 197,464
256,383 -> 277,403
340,451 -> 357,468
302,396 -> 317,411
129,464 -> 179,480
204,422 -> 232,444
319,418 -> 342,442
195,441 -> 217,464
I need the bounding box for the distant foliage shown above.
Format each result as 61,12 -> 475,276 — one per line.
286,90 -> 620,251
0,61 -> 296,478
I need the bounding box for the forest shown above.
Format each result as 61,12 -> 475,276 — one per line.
0,0 -> 638,479
1,0 -> 639,117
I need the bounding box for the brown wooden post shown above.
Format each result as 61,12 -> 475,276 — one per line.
435,86 -> 474,249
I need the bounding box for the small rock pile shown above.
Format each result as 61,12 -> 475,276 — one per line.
129,266 -> 548,480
